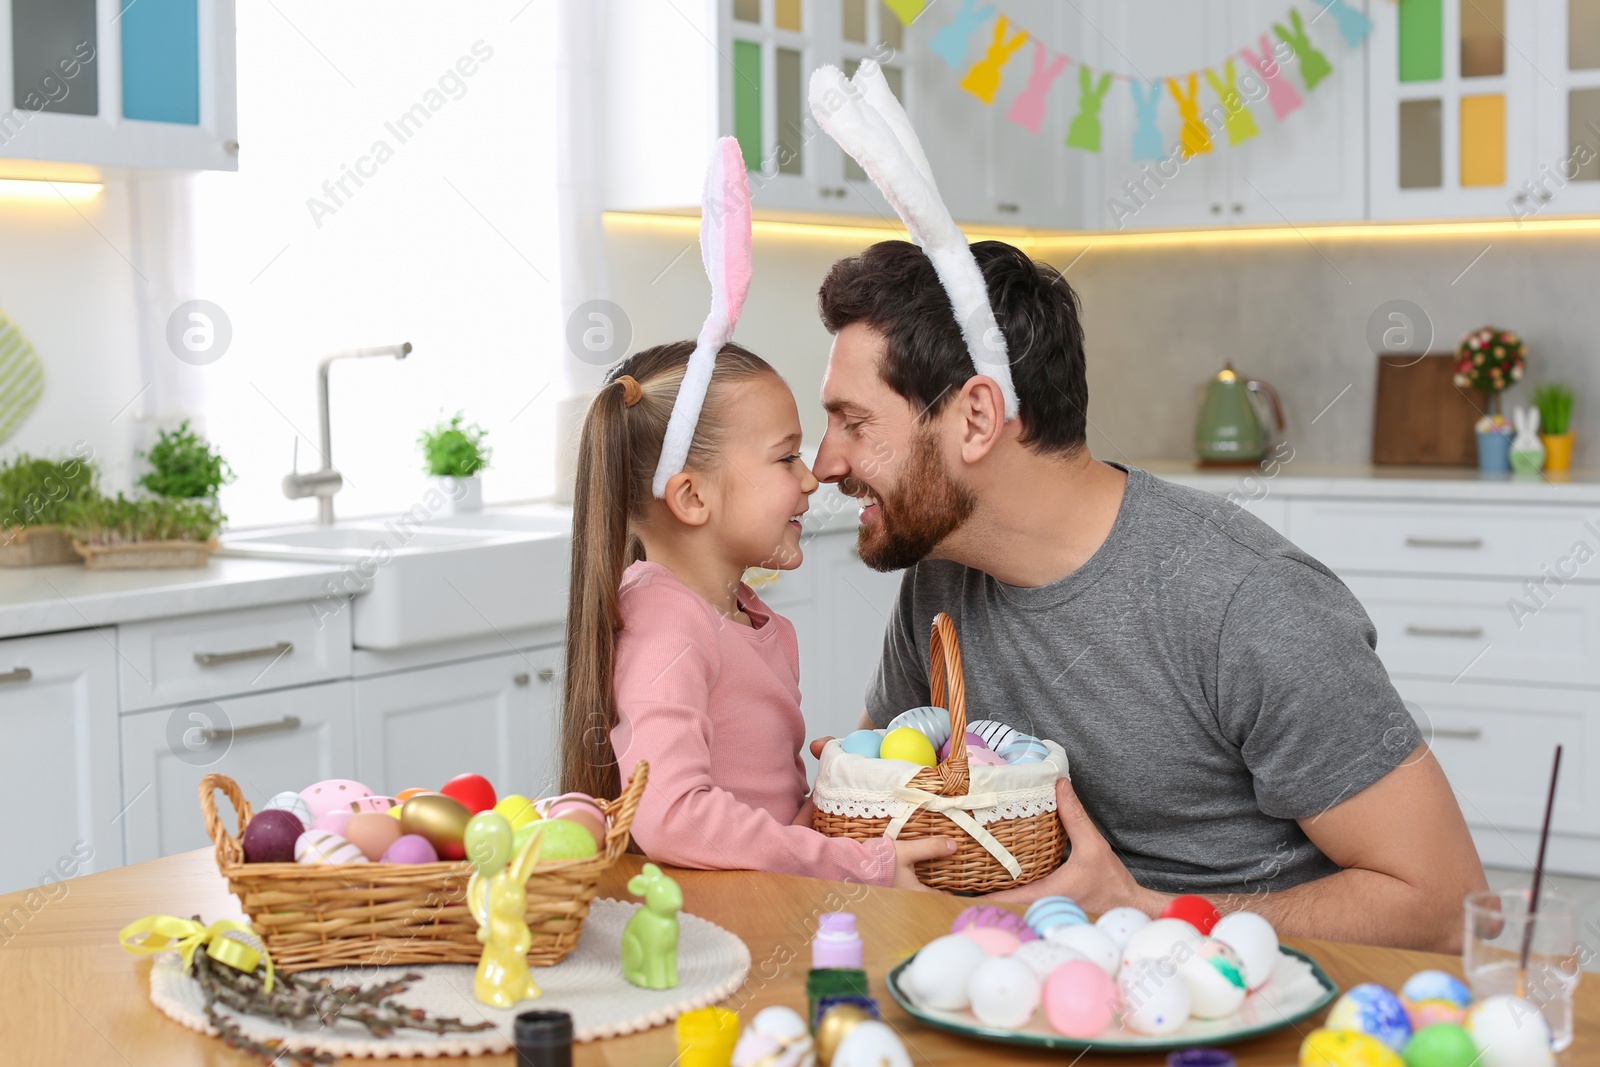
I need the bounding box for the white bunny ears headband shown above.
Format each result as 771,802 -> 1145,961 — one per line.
808,59 -> 1019,421
650,136 -> 754,498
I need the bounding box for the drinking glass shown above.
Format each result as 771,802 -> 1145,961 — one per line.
1463,888 -> 1581,1052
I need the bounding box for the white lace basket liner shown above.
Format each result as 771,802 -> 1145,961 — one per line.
145,898 -> 751,1057
811,612 -> 1069,891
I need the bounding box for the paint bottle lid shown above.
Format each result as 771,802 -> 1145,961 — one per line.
513,1010 -> 573,1067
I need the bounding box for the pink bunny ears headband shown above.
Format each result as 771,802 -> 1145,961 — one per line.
651,136 -> 755,498
808,60 -> 1019,422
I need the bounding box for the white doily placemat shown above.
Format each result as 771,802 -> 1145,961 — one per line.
147,898 -> 751,1057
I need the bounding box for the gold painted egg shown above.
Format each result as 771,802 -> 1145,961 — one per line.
400,793 -> 472,860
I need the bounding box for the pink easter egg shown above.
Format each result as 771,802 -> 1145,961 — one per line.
951,904 -> 1038,943
937,732 -> 988,761
380,834 -> 440,864
299,779 -> 374,821
310,809 -> 353,836
957,926 -> 1022,957
967,746 -> 1008,766
350,795 -> 399,814
1043,960 -> 1116,1038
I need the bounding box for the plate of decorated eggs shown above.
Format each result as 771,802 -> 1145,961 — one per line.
886,896 -> 1339,1052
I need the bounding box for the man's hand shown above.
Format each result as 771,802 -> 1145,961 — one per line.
986,778 -> 1169,914
890,836 -> 957,892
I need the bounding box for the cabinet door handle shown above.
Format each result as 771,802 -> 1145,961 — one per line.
1404,536 -> 1483,550
202,715 -> 302,743
536,667 -> 555,683
513,672 -> 530,686
996,202 -> 1020,213
1231,203 -> 1244,214
1210,203 -> 1223,214
194,641 -> 294,667
1432,727 -> 1483,740
0,667 -> 32,684
1405,625 -> 1485,639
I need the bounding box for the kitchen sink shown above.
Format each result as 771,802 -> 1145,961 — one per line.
221,524 -> 503,556
418,506 -> 573,534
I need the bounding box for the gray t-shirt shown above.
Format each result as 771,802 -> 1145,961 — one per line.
867,463 -> 1422,896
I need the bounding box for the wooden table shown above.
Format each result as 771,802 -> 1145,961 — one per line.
1,850 -> 1593,1065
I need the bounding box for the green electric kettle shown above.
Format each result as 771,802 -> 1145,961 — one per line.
1195,362 -> 1286,465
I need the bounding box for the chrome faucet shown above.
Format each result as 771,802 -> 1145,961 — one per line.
282,342 -> 411,525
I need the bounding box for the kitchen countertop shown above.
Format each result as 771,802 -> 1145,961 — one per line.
0,556 -> 349,640
1134,458 -> 1600,505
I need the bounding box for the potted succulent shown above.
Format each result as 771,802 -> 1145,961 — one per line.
1534,383 -> 1576,473
418,412 -> 490,513
61,493 -> 224,569
1454,326 -> 1525,473
0,451 -> 98,566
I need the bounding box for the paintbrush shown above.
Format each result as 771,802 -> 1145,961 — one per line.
1516,744 -> 1563,999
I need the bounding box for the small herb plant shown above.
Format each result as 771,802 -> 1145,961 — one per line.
418,412 -> 490,478
62,493 -> 224,546
1534,383 -> 1575,436
0,452 -> 98,533
140,420 -> 235,499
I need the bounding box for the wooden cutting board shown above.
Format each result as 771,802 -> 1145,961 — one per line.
1372,354 -> 1488,466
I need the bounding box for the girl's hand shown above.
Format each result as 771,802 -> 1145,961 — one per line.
791,799 -> 817,827
890,837 -> 957,892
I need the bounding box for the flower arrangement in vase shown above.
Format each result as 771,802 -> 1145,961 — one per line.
1454,326 -> 1526,473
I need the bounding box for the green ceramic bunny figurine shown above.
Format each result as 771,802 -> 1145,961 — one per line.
621,862 -> 682,990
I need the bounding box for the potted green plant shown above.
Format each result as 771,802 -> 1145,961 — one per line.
1534,383 -> 1576,473
61,493 -> 224,569
0,451 -> 99,566
1454,326 -> 1525,473
139,419 -> 235,500
418,412 -> 490,513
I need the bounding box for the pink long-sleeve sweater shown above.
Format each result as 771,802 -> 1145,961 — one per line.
611,560 -> 895,885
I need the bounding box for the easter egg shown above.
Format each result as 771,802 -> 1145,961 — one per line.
351,795 -> 399,814
294,829 -> 369,866
1402,1023 -> 1479,1067
967,956 -> 1042,1028
1121,918 -> 1203,972
937,732 -> 987,760
879,727 -> 937,768
1211,910 -> 1279,990
884,706 -> 952,749
379,834 -> 439,864
400,793 -> 473,860
262,791 -> 313,827
903,935 -> 989,1011
344,811 -> 404,861
733,1005 -> 812,1067
545,795 -> 607,849
841,730 -> 883,758
956,926 -> 1021,957
1299,1028 -> 1405,1067
439,773 -> 497,814
309,809 -> 353,836
1400,970 -> 1471,1010
1116,958 -> 1192,1036
395,787 -> 433,802
1160,894 -> 1222,935
1011,939 -> 1087,980
968,719 -> 1022,754
1023,895 -> 1088,938
966,745 -> 1008,766
465,811 -> 515,875
998,735 -> 1050,764
1043,923 -> 1120,977
831,1020 -> 911,1067
1095,906 -> 1152,950
952,904 -> 1036,942
1464,996 -> 1554,1067
242,809 -> 304,863
1406,999 -> 1466,1030
1328,983 -> 1413,1053
1042,959 -> 1116,1038
1176,939 -> 1248,1019
299,779 -> 373,821
386,806 -> 403,820
513,821 -> 541,854
531,818 -> 600,861
493,794 -> 541,830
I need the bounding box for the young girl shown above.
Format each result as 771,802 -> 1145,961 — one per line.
559,340 -> 952,889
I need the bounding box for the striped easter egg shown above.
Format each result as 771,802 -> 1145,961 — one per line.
1024,895 -> 1089,938
884,705 -> 952,749
294,829 -> 370,866
999,734 -> 1050,764
262,790 -> 313,828
968,719 -> 1022,754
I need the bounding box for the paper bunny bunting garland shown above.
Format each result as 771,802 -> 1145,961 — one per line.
651,136 -> 754,498
808,59 -> 1020,421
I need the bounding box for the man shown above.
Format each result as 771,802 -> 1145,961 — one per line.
809,239 -> 1486,952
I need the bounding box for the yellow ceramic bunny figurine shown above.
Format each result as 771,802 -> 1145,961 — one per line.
466,812 -> 546,1008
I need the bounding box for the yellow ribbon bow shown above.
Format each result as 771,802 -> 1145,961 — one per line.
118,916 -> 275,992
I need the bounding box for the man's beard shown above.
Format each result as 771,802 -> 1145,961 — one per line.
853,427 -> 976,572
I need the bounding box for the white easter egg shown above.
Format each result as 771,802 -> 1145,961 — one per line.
1116,959 -> 1192,1036
1121,918 -> 1203,972
1044,923 -> 1121,977
262,790 -> 313,827
733,1005 -> 813,1067
967,956 -> 1043,1029
1011,940 -> 1087,981
1095,906 -> 1153,950
1175,939 -> 1248,1019
1210,911 -> 1279,990
1466,995 -> 1555,1067
904,934 -> 989,1011
294,829 -> 369,866
968,719 -> 1022,754
831,1021 -> 911,1067
884,706 -> 952,749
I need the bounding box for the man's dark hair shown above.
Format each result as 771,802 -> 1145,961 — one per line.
817,239 -> 1087,456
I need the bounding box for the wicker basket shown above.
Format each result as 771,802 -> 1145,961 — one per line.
200,764 -> 647,973
74,536 -> 218,569
813,613 -> 1066,893
0,525 -> 81,567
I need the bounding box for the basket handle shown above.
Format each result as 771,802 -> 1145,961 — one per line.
928,613 -> 970,799
598,760 -> 649,860
200,773 -> 253,868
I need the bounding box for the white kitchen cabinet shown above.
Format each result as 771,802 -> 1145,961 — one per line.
1528,0 -> 1600,217
0,0 -> 238,174
119,680 -> 354,863
0,629 -> 123,895
353,647 -> 561,801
